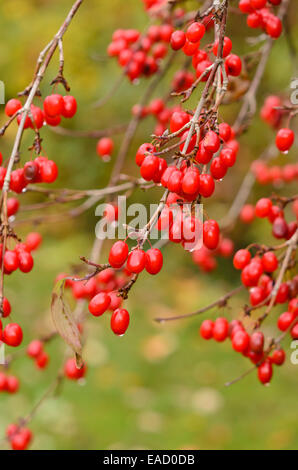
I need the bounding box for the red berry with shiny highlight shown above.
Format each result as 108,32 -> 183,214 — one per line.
3,323 -> 23,347
127,249 -> 146,273
111,308 -> 130,335
108,241 -> 129,268
145,248 -> 163,275
88,292 -> 111,316
200,319 -> 214,339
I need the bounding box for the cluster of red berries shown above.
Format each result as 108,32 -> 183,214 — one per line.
132,99 -> 195,138
107,25 -> 173,81
255,197 -> 297,240
252,161 -> 298,185
56,265 -> 135,335
199,314 -> 290,384
239,0 -> 283,39
5,93 -> 77,129
192,237 -> 234,272
0,155 -> 58,194
109,243 -> 163,275
137,119 -> 239,192
6,424 -> 32,450
0,233 -> 42,352
275,128 -> 295,153
234,247 -> 297,306
170,22 -> 242,78
58,266 -> 125,309
27,340 -> 49,369
0,231 -> 41,275
96,137 -> 114,161
0,372 -> 19,394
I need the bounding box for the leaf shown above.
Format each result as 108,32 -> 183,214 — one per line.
51,279 -> 83,365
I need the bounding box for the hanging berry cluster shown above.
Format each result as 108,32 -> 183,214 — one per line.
239,0 -> 283,38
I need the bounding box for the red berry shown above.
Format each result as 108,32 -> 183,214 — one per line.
275,128 -> 294,152
3,250 -> 19,272
88,292 -> 111,316
18,251 -> 34,273
239,0 -> 254,13
44,114 -> 61,126
232,330 -> 250,352
258,360 -> 273,384
26,232 -> 42,251
203,130 -> 220,154
240,204 -> 255,224
199,174 -> 215,198
200,319 -> 214,339
186,22 -> 205,43
272,216 -> 288,239
6,375 -> 19,393
109,241 -> 129,268
27,340 -> 43,358
140,155 -> 159,181
7,198 -> 19,217
266,15 -> 282,39
255,198 -> 272,217
111,308 -> 130,335
170,30 -> 186,50
135,143 -> 155,167
249,286 -> 266,306
5,98 -> 22,117
127,249 -> 146,273
167,169 -> 182,193
36,351 -> 49,369
183,39 -> 200,56
43,94 -> 64,117
40,160 -> 58,183
170,111 -> 189,134
145,248 -> 163,275
225,54 -> 242,76
61,95 -> 77,118
250,331 -> 264,354
277,311 -> 294,331
247,12 -> 262,28
182,168 -> 200,195
203,220 -> 220,250
3,323 -> 23,347
64,358 -> 86,380
10,168 -> 26,193
262,251 -> 278,272
275,282 -> 289,304
1,297 -> 11,318
250,0 -> 266,8
96,137 -> 114,157
219,122 -> 232,142
210,157 -> 227,180
219,147 -> 236,167
271,349 -> 285,366
11,428 -> 32,450
0,372 -> 7,391
290,323 -> 298,339
213,36 -> 232,58
213,317 -> 229,342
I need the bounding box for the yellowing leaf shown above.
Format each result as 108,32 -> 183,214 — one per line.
51,279 -> 83,365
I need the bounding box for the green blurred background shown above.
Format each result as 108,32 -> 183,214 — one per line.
0,0 -> 297,450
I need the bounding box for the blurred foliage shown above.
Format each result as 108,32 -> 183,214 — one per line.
0,0 -> 297,450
